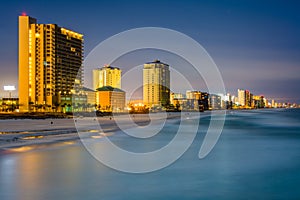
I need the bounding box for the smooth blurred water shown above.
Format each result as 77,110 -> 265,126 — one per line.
1,109 -> 300,200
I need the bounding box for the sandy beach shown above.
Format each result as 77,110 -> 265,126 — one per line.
0,112 -> 205,150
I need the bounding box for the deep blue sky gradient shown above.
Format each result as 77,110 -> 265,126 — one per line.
0,0 -> 299,102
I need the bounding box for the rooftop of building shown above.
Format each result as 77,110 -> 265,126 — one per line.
19,15 -> 83,37
145,59 -> 169,66
82,87 -> 95,92
97,65 -> 120,70
96,86 -> 124,92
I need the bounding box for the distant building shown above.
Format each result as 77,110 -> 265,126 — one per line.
253,95 -> 265,108
271,99 -> 277,108
184,90 -> 209,111
18,15 -> 84,112
170,93 -> 184,105
224,93 -> 233,109
93,65 -> 121,90
231,95 -> 238,106
143,60 -> 170,108
245,90 -> 252,107
186,90 -> 201,100
96,86 -> 125,112
263,98 -> 269,108
209,94 -> 222,110
186,91 -> 201,111
237,89 -> 246,106
0,98 -> 19,112
237,89 -> 253,108
200,92 -> 209,110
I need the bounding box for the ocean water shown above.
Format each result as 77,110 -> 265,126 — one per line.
0,109 -> 300,200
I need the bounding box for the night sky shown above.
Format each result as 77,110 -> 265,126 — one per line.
0,0 -> 299,103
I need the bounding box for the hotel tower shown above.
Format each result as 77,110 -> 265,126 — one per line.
18,15 -> 83,112
93,65 -> 121,90
143,60 -> 170,108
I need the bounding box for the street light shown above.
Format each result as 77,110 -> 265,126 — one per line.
3,86 -> 16,112
4,85 -> 16,98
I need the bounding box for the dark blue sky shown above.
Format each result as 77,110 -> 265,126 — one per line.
0,0 -> 299,102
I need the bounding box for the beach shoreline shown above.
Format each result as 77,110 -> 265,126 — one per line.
0,112 -> 213,151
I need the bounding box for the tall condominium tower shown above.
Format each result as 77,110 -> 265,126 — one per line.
143,60 -> 170,108
18,15 -> 83,112
92,65 -> 121,90
237,89 -> 246,106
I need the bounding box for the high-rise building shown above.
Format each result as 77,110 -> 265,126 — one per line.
93,65 -> 121,90
245,90 -> 252,107
271,99 -> 276,108
18,15 -> 83,112
209,94 -> 222,110
200,92 -> 209,110
143,60 -> 170,108
217,93 -> 232,109
237,89 -> 246,106
253,95 -> 265,108
263,98 -> 269,108
222,93 -> 233,109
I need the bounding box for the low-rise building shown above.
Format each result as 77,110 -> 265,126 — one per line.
96,86 -> 125,112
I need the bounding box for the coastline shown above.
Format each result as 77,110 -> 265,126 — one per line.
0,112 -> 213,151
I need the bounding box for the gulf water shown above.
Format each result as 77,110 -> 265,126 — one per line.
1,109 -> 300,199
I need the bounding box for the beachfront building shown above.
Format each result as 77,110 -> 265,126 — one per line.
209,94 -> 222,110
200,92 -> 209,110
0,98 -> 19,112
143,60 -> 170,109
237,89 -> 252,108
93,65 -> 121,90
81,87 -> 96,111
253,95 -> 265,108
217,93 -> 233,109
18,15 -> 84,112
185,90 -> 209,111
246,90 -> 252,108
95,86 -> 125,112
186,90 -> 201,100
186,90 -> 201,111
170,93 -> 184,106
237,89 -> 246,106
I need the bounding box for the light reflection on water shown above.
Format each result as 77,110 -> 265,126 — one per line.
0,109 -> 300,200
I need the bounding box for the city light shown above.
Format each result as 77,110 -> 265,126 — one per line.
4,85 -> 16,91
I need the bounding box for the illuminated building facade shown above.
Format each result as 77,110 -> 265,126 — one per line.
201,92 -> 209,110
237,89 -> 252,108
93,65 -> 121,90
253,95 -> 265,108
186,90 -> 201,110
237,89 -> 246,106
18,15 -> 83,112
245,90 -> 252,107
0,98 -> 19,112
184,90 -> 209,111
186,90 -> 201,100
170,92 -> 184,105
95,86 -> 125,112
143,60 -> 170,108
209,94 -> 222,110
